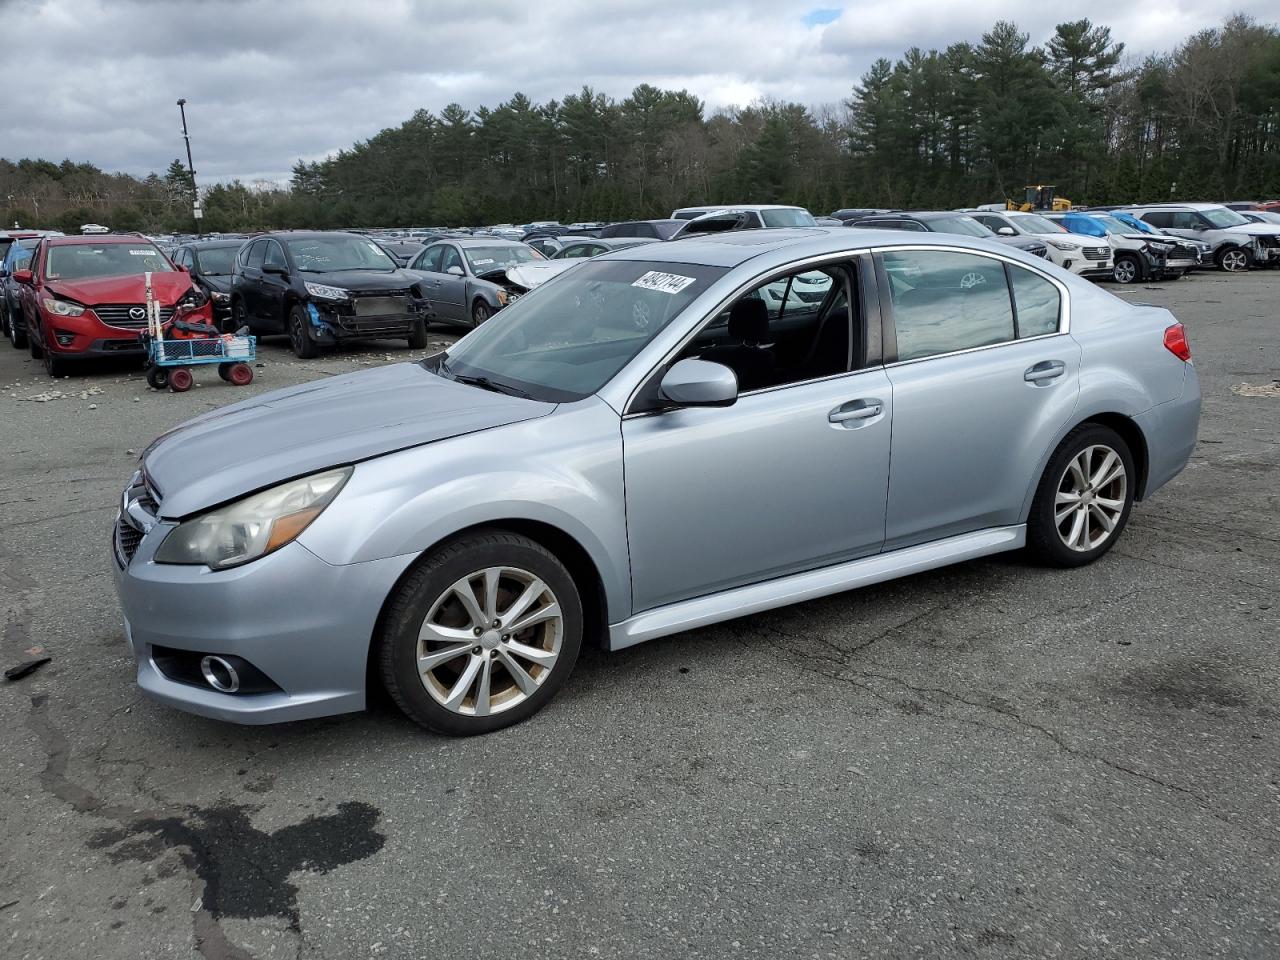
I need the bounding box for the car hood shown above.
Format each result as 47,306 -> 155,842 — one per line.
504,261 -> 578,290
143,362 -> 556,518
201,274 -> 233,293
299,269 -> 422,291
48,271 -> 194,305
996,236 -> 1045,251
1235,224 -> 1280,238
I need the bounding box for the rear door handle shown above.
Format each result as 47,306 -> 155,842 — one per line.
1024,360 -> 1066,384
829,398 -> 884,425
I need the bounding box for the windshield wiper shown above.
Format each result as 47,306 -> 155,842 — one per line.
449,372 -> 534,399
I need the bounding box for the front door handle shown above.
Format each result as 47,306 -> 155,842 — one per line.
829,398 -> 884,425
1024,360 -> 1066,384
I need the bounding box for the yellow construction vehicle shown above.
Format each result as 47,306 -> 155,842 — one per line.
1006,185 -> 1073,212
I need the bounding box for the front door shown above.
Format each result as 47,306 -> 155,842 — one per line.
622,260 -> 891,613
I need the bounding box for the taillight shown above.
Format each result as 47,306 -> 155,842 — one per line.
1163,323 -> 1191,361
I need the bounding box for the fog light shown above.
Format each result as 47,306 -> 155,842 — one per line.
200,655 -> 240,693
54,330 -> 76,346
1062,259 -> 1073,269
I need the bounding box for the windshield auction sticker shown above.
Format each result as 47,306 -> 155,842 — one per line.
632,271 -> 696,294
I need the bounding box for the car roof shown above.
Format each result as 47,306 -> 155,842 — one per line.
434,238 -> 527,248
183,238 -> 246,248
675,204 -> 808,213
46,233 -> 155,246
604,226 -> 1032,269
1127,202 -> 1224,211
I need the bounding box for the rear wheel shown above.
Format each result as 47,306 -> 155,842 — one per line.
1112,253 -> 1141,285
227,362 -> 253,386
1027,424 -> 1135,568
471,300 -> 492,327
168,367 -> 194,392
1216,246 -> 1251,272
378,530 -> 583,736
288,303 -> 319,359
6,305 -> 26,349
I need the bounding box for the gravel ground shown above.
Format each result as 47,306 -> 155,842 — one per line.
1,275 -> 1277,960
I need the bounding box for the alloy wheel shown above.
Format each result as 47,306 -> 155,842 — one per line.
416,566 -> 563,717
1054,444 -> 1127,552
1113,258 -> 1137,284
1220,249 -> 1248,272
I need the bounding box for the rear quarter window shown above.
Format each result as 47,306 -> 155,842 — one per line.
882,250 -> 1016,361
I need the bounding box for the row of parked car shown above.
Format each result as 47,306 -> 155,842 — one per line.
2,197 -> 1276,376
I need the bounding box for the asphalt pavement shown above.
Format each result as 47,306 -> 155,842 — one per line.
1,276 -> 1277,960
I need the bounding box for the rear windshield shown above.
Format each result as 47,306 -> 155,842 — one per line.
1203,207 -> 1250,228
926,215 -> 992,238
760,208 -> 818,228
45,243 -> 173,280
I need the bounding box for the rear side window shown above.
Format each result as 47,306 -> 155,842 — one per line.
1008,265 -> 1061,338
1141,212 -> 1173,228
882,250 -> 1015,362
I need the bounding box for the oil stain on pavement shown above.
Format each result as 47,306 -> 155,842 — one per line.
89,801 -> 385,930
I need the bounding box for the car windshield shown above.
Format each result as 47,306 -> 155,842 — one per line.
1015,214 -> 1065,234
438,259 -> 726,402
45,242 -> 173,280
464,245 -> 541,274
285,235 -> 397,272
760,208 -> 818,227
1116,214 -> 1157,234
194,246 -> 239,275
928,215 -> 993,237
1203,208 -> 1250,228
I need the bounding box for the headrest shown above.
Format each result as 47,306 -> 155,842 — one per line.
728,298 -> 769,343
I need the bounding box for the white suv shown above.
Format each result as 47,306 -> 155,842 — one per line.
966,210 -> 1112,278
1125,203 -> 1280,272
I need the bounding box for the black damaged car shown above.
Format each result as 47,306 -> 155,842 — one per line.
171,237 -> 246,330
230,231 -> 431,358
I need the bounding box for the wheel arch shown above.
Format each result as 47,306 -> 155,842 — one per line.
1021,410 -> 1152,524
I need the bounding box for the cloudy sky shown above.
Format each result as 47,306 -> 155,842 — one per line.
2,0 -> 1273,185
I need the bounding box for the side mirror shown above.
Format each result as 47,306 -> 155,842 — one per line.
996,226 -> 1016,236
446,265 -> 464,277
12,268 -> 32,284
263,262 -> 288,276
658,358 -> 738,408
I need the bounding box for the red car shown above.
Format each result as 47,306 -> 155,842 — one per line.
14,234 -> 213,377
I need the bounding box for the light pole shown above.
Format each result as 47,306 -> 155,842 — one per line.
176,98 -> 202,236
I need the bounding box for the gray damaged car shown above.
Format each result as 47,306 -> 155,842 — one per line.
113,228 -> 1201,736
403,237 -> 543,328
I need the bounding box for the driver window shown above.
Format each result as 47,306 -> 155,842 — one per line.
441,246 -> 464,274
416,245 -> 444,272
263,241 -> 286,271
677,264 -> 856,392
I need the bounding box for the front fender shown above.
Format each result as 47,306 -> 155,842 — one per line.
298,398 -> 630,621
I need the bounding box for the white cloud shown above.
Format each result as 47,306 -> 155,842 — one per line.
0,0 -> 1273,183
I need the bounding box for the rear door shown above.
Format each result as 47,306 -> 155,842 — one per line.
435,245 -> 468,319
238,240 -> 268,322
259,240 -> 291,330
876,247 -> 1081,549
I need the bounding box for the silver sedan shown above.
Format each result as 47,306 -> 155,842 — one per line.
113,229 -> 1201,736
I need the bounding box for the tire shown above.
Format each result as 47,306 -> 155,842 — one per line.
29,324 -> 43,359
288,303 -> 319,359
407,317 -> 428,349
9,312 -> 27,349
1026,423 -> 1135,568
168,367 -> 194,392
378,530 -> 584,736
471,300 -> 492,327
1112,254 -> 1141,285
1216,246 -> 1251,273
227,362 -> 253,386
42,338 -> 68,378
229,297 -> 249,335
146,366 -> 169,390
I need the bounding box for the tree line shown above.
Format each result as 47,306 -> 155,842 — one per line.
2,15 -> 1276,235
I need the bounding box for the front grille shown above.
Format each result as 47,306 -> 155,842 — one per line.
1083,247 -> 1109,260
1256,235 -> 1280,249
353,295 -> 411,318
1028,244 -> 1049,259
92,304 -> 174,329
115,515 -> 143,564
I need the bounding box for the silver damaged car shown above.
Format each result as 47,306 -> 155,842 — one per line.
113,229 -> 1201,736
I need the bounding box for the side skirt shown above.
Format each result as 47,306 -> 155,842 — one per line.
607,525 -> 1026,651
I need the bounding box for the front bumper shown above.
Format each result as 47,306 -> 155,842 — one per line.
309,297 -> 431,342
41,303 -> 214,358
112,529 -> 416,725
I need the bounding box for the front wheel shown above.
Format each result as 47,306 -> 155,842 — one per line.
145,366 -> 169,390
168,367 -> 194,392
1027,424 -> 1135,568
227,297 -> 249,335
1216,246 -> 1251,273
1112,254 -> 1141,285
407,317 -> 428,349
288,303 -> 319,359
471,300 -> 492,327
378,530 -> 583,736
43,338 -> 68,378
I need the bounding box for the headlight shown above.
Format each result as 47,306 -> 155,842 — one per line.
177,289 -> 208,309
305,282 -> 348,301
155,467 -> 351,569
42,297 -> 85,317
495,289 -> 509,306
211,291 -> 229,301
1046,239 -> 1080,251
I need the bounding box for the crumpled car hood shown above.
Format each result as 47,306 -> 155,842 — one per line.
505,261 -> 578,290
143,362 -> 556,518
